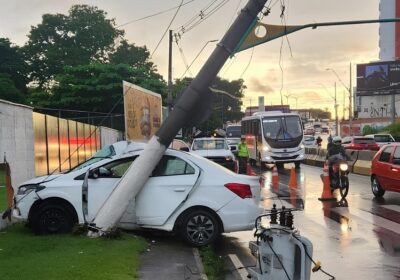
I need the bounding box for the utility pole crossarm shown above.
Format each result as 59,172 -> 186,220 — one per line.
235,18 -> 400,53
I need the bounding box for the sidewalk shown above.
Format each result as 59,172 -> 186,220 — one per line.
137,233 -> 207,280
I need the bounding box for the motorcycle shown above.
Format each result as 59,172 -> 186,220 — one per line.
329,158 -> 350,198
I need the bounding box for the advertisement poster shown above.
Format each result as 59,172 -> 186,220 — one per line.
123,81 -> 162,141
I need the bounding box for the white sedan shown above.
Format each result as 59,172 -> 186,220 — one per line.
13,144 -> 262,246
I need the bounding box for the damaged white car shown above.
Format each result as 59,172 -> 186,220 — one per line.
13,144 -> 262,246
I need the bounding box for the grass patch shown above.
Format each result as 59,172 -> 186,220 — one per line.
0,224 -> 147,280
199,244 -> 227,280
0,168 -> 5,186
0,187 -> 6,212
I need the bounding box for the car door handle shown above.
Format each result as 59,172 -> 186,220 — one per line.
174,188 -> 186,192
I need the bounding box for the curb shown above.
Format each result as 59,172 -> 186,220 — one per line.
192,248 -> 208,280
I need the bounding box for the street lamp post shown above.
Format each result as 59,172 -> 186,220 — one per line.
319,83 -> 338,136
326,65 -> 352,135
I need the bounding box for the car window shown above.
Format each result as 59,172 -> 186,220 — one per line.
152,156 -> 195,176
354,138 -> 376,144
100,158 -> 136,178
393,147 -> 400,164
379,146 -> 394,163
374,135 -> 394,142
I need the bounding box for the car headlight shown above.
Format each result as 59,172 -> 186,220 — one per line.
339,163 -> 348,172
262,146 -> 270,152
17,184 -> 45,195
226,156 -> 233,161
300,144 -> 305,149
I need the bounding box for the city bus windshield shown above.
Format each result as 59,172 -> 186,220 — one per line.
262,116 -> 302,140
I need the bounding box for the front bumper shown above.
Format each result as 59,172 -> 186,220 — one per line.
262,151 -> 305,163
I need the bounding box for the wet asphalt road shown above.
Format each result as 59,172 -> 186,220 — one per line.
220,164 -> 400,280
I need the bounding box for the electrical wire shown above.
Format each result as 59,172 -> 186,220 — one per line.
116,0 -> 197,28
177,0 -> 230,36
151,0 -> 185,58
178,0 -> 219,32
266,239 -> 292,280
239,48 -> 254,79
175,39 -> 193,76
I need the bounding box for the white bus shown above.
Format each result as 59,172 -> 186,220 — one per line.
241,111 -> 305,169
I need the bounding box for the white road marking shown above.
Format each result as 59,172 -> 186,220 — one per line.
228,254 -> 249,280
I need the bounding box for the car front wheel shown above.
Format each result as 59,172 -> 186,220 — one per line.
371,176 -> 385,198
180,210 -> 220,246
31,202 -> 74,234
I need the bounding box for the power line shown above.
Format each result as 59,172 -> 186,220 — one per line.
151,0 -> 185,58
116,0 -> 197,28
175,39 -> 193,77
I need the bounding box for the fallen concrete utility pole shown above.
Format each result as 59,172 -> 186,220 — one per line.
89,0 -> 269,235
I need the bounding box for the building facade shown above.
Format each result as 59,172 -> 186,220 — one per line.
379,0 -> 400,60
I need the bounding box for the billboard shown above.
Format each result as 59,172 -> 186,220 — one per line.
356,60 -> 400,96
123,81 -> 162,141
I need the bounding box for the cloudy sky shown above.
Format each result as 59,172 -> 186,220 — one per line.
0,0 -> 384,117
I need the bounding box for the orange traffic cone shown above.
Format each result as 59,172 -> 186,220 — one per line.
288,167 -> 297,189
246,162 -> 257,176
271,166 -> 279,190
318,162 -> 336,201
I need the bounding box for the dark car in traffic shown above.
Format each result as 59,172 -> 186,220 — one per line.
370,143 -> 400,197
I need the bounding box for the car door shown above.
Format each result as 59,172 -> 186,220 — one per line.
386,146 -> 400,191
86,157 -> 136,221
375,146 -> 395,188
135,155 -> 200,226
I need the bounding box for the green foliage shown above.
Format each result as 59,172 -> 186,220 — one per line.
173,76 -> 245,134
0,74 -> 25,103
0,224 -> 147,280
362,125 -> 378,136
23,5 -> 124,88
0,38 -> 28,102
199,245 -> 227,280
380,123 -> 400,138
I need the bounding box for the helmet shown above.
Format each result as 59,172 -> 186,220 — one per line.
333,136 -> 342,144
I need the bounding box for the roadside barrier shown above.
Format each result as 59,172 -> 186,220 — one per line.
315,149 -> 327,167
305,148 -> 318,166
345,149 -> 359,173
352,150 -> 377,176
318,162 -> 335,201
303,148 -> 376,177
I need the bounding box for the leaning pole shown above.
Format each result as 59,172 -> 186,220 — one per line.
89,0 -> 269,235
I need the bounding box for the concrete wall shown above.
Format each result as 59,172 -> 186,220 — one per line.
356,94 -> 400,119
0,99 -> 35,188
100,126 -> 124,146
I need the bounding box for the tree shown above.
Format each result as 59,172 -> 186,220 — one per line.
23,5 -> 124,88
0,74 -> 25,103
0,38 -> 28,101
173,76 -> 245,134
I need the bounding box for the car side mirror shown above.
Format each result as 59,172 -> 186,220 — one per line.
180,147 -> 190,152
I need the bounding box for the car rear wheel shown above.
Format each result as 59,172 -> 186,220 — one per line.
371,176 -> 385,198
180,210 -> 220,246
31,202 -> 74,234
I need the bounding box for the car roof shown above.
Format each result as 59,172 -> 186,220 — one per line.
193,137 -> 226,141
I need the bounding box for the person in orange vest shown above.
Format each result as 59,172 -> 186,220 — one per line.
238,136 -> 249,174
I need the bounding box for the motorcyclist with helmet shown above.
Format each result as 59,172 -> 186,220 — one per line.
326,136 -> 349,188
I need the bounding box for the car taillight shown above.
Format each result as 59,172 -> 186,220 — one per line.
224,183 -> 252,199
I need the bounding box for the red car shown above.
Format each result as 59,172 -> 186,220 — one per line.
371,143 -> 400,197
342,136 -> 380,151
